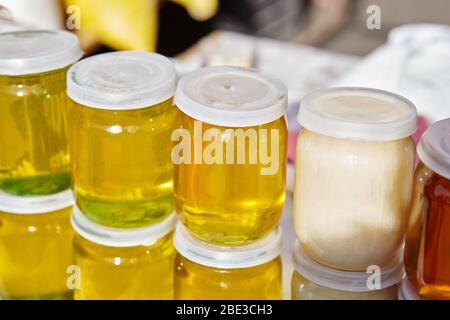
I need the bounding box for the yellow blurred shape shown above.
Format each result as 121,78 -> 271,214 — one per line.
170,0 -> 218,21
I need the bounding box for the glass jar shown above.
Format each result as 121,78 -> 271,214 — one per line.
294,87 -> 417,271
0,190 -> 74,299
72,207 -> 176,300
0,30 -> 82,196
173,66 -> 288,245
291,242 -> 403,300
68,51 -> 177,228
404,118 -> 450,300
173,222 -> 282,300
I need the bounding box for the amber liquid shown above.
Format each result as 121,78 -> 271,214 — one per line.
405,163 -> 450,299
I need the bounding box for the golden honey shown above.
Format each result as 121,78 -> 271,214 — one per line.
72,208 -> 176,300
68,51 -> 177,228
173,66 -> 288,245
0,30 -> 82,195
173,223 -> 282,300
0,195 -> 74,299
404,119 -> 450,300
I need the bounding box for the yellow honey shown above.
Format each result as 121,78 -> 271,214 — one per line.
0,191 -> 74,299
68,51 -> 177,228
0,30 -> 82,195
173,223 -> 282,300
173,66 -> 288,245
72,207 -> 176,300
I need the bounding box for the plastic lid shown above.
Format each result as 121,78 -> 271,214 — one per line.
71,207 -> 177,247
0,30 -> 83,75
67,51 -> 177,110
293,241 -> 404,292
298,87 -> 418,141
0,189 -> 73,214
174,66 -> 288,127
398,277 -> 422,300
173,222 -> 282,269
417,118 -> 450,180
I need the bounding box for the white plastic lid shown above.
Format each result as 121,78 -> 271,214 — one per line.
0,189 -> 73,214
398,277 -> 422,300
173,222 -> 282,269
293,242 -> 404,292
174,66 -> 288,127
67,51 -> 177,110
298,87 -> 418,141
0,30 -> 83,75
417,118 -> 450,180
71,206 -> 177,247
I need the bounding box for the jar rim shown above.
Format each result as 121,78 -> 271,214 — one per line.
0,189 -> 73,214
71,206 -> 176,247
293,241 -> 404,292
67,51 -> 177,110
297,87 -> 418,141
174,66 -> 288,127
173,222 -> 282,269
0,30 -> 83,75
417,118 -> 450,180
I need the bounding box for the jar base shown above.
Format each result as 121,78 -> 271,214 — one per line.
0,172 -> 70,196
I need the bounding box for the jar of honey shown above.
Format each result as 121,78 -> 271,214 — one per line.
173,222 -> 282,300
404,118 -> 450,300
291,242 -> 403,300
173,66 -> 288,245
71,207 -> 176,300
0,30 -> 82,196
294,87 -> 417,271
0,190 -> 74,299
67,51 -> 177,228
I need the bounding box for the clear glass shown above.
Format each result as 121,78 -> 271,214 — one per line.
174,254 -> 282,299
0,207 -> 74,299
294,129 -> 415,271
73,232 -> 175,300
404,163 -> 450,300
291,271 -> 399,300
0,68 -> 71,195
70,98 -> 176,228
174,111 -> 287,246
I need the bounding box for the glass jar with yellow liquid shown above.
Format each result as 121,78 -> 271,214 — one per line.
68,51 -> 177,228
291,242 -> 403,300
0,30 -> 83,195
173,66 -> 288,245
71,207 -> 176,300
173,223 -> 282,300
0,190 -> 74,299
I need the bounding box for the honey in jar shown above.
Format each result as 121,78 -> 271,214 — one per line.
68,51 -> 177,228
0,190 -> 74,299
72,207 -> 176,300
173,222 -> 282,300
404,118 -> 450,300
0,30 -> 82,195
173,66 -> 288,245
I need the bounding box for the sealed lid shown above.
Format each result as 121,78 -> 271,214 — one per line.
398,277 -> 422,300
71,206 -> 176,247
417,118 -> 450,180
298,87 -> 417,141
293,242 -> 404,292
174,66 -> 287,127
173,222 -> 282,269
0,189 -> 73,214
67,51 -> 177,110
0,30 -> 83,75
